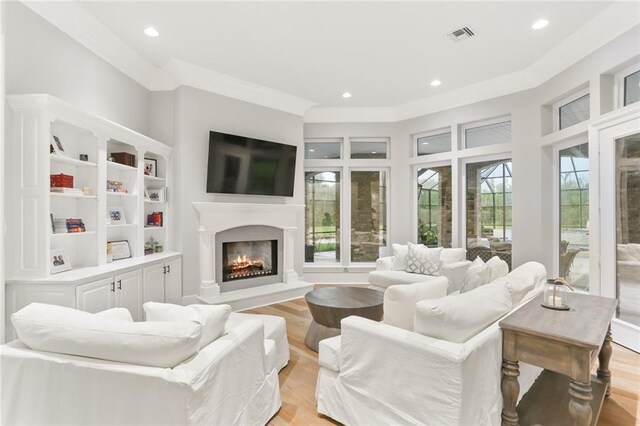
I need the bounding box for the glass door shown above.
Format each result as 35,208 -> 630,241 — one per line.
598,112 -> 640,352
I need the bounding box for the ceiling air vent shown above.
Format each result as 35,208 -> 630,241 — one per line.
446,26 -> 475,42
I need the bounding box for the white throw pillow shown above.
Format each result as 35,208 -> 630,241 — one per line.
143,302 -> 231,349
405,243 -> 442,275
392,243 -> 410,270
459,257 -> 491,293
94,307 -> 133,322
486,256 -> 509,282
414,283 -> 512,343
439,248 -> 466,266
492,261 -> 547,306
383,277 -> 449,331
12,303 -> 201,368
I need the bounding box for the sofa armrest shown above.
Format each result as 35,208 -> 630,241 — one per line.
375,256 -> 395,271
439,260 -> 471,293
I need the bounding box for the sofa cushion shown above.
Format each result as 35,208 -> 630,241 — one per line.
392,243 -> 410,270
617,243 -> 640,261
94,307 -> 133,322
486,256 -> 509,282
406,243 -> 442,275
368,270 -> 440,289
143,302 -> 231,349
440,248 -> 466,266
414,283 -> 512,343
459,257 -> 491,293
12,303 -> 201,368
383,278 -> 448,331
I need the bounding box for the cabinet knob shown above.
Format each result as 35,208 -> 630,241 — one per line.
167,265 -> 171,273
117,280 -> 122,290
110,282 -> 115,292
163,266 -> 167,274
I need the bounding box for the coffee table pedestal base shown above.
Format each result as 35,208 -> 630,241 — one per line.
305,320 -> 340,352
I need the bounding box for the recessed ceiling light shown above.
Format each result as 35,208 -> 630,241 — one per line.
422,142 -> 429,145
342,92 -> 352,98
372,151 -> 377,154
532,19 -> 549,30
430,80 -> 442,87
144,27 -> 160,37
309,149 -> 315,152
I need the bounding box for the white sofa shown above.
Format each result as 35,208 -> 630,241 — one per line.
368,246 -> 471,293
317,262 -> 547,426
1,305 -> 288,425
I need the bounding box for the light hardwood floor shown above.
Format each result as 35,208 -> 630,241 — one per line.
247,295 -> 640,426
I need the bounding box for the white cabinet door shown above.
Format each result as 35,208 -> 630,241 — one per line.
142,263 -> 165,306
164,258 -> 182,304
115,270 -> 143,321
76,278 -> 115,313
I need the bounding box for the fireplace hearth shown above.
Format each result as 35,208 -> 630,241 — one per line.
222,240 -> 277,282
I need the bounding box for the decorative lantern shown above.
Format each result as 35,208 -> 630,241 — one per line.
542,277 -> 574,310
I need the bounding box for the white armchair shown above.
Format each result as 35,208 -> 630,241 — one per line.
1,307 -> 284,425
318,261 -> 548,425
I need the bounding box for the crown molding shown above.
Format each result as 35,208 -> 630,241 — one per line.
21,1 -> 169,89
20,0 -> 315,116
21,1 -> 640,122
161,59 -> 316,116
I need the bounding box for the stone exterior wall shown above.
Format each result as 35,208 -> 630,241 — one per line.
351,171 -> 385,262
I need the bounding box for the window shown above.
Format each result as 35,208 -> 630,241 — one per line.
416,131 -> 451,156
304,139 -> 342,160
559,143 -> 590,288
624,70 -> 640,107
305,171 -> 340,263
464,120 -> 511,149
351,170 -> 388,262
350,138 -> 388,159
466,159 -> 512,268
616,133 -> 640,327
417,166 -> 452,247
559,94 -> 590,130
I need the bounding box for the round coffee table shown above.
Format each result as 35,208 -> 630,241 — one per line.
304,287 -> 384,352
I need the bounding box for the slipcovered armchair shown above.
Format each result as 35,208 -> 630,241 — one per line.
318,262 -> 548,425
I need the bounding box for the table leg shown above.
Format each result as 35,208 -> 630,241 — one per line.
501,359 -> 519,426
597,325 -> 613,398
569,380 -> 592,426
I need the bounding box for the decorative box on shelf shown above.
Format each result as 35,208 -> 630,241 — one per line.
50,174 -> 74,188
110,152 -> 136,167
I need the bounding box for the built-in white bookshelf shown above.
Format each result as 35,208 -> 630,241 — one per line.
6,94 -> 173,280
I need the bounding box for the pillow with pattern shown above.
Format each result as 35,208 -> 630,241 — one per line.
405,243 -> 443,275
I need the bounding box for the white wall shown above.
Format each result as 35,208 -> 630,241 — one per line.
4,2 -> 151,135
170,86 -> 305,298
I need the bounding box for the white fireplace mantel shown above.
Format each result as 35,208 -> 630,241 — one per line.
192,202 -> 311,309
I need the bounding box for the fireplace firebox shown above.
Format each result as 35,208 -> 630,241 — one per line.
215,225 -> 285,293
222,240 -> 278,282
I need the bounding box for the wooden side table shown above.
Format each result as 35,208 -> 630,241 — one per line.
499,293 -> 617,426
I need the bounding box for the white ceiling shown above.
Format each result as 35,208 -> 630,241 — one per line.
76,1 -> 621,108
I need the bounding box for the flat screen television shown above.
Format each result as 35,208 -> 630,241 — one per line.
206,131 -> 297,196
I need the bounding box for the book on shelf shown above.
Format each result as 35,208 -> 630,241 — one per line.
50,187 -> 84,195
146,211 -> 163,227
107,180 -> 128,193
52,218 -> 86,234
